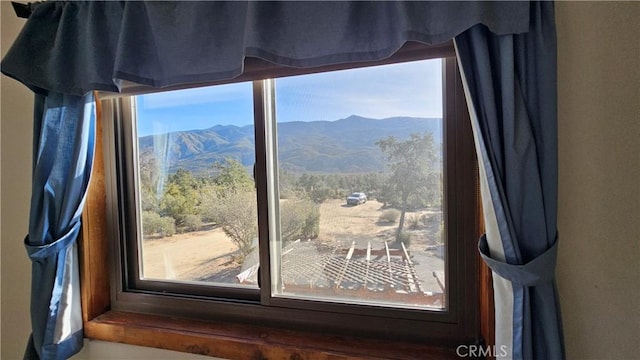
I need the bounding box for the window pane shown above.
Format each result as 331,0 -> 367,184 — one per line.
134,82 -> 259,288
271,60 -> 445,309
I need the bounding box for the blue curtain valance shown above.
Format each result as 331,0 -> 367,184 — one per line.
1,1 -> 530,96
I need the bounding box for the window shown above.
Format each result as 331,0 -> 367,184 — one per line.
88,42 -> 482,356
269,61 -> 447,310
124,81 -> 261,297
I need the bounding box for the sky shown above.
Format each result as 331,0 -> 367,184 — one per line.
136,59 -> 442,137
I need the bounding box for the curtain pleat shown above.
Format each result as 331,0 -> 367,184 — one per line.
454,2 -> 564,359
24,93 -> 96,359
1,1 -> 530,96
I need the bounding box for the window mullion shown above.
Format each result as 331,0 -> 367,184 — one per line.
253,79 -> 279,305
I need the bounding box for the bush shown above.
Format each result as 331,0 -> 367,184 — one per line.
302,206 -> 320,240
182,214 -> 203,232
280,199 -> 320,243
408,215 -> 421,230
397,231 -> 412,247
421,213 -> 442,227
142,211 -> 175,237
207,189 -> 258,261
379,209 -> 400,223
310,187 -> 332,204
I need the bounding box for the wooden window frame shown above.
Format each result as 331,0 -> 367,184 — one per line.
80,41 -> 494,358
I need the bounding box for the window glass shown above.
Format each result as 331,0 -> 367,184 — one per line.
104,47 -> 480,349
134,82 -> 259,288
270,60 -> 446,309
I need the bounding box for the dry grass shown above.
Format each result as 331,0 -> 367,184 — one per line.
141,199 -> 443,285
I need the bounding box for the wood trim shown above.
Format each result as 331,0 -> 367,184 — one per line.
84,311 -> 460,360
79,93 -> 111,322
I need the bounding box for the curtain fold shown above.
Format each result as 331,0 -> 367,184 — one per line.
454,2 -> 564,359
24,93 -> 96,360
1,1 -> 530,96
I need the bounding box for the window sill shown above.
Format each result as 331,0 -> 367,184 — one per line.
84,310 -> 461,359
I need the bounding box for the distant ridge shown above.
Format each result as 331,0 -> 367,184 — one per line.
138,115 -> 442,174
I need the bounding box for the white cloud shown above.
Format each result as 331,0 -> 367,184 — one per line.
274,59 -> 443,122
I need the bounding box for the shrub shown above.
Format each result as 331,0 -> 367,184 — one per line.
421,212 -> 442,227
142,211 -> 176,237
280,199 -> 320,243
397,231 -> 412,247
182,214 -> 203,232
278,188 -> 296,200
310,187 -> 332,204
302,205 -> 320,239
379,209 -> 400,223
207,189 -> 258,261
408,215 -> 421,230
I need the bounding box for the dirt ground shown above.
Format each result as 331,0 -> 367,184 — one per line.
142,199 -> 445,293
142,225 -> 239,282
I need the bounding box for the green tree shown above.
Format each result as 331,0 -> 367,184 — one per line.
376,133 -> 439,242
159,169 -> 201,229
212,158 -> 254,192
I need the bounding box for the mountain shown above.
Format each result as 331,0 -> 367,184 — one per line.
138,115 -> 442,174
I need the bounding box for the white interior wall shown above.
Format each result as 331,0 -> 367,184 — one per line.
555,2 -> 640,359
2,2 -> 34,357
1,2 -> 638,359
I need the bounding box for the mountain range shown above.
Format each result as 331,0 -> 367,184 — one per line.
138,115 -> 442,174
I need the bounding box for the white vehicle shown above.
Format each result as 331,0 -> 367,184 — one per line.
346,192 -> 367,205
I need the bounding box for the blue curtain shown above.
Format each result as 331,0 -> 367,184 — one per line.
23,92 -> 96,359
455,2 -> 564,359
1,1 -> 530,96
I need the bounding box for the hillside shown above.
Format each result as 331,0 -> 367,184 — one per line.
138,115 -> 442,174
